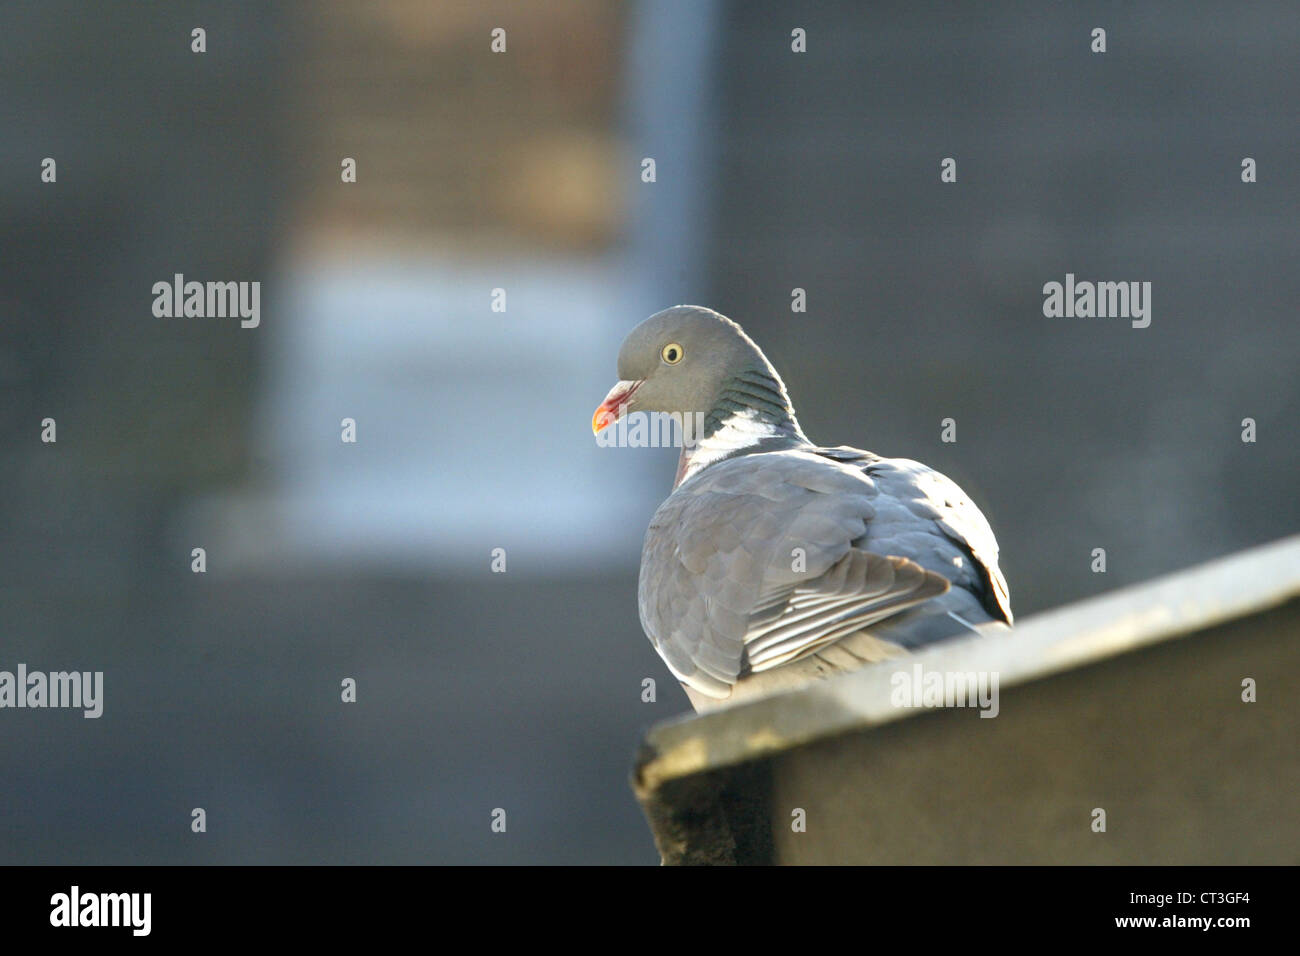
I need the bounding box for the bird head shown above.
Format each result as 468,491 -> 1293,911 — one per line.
592,305 -> 797,436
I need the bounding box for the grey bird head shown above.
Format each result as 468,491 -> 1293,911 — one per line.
592,305 -> 805,441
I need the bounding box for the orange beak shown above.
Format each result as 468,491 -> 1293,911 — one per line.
592,380 -> 643,434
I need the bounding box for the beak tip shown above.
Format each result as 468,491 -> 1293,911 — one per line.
592,379 -> 642,437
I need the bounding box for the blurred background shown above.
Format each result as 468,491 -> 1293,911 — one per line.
1,0 -> 1297,864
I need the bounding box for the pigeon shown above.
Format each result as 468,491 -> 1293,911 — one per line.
593,305 -> 1012,712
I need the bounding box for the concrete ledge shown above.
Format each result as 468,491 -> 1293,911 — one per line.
632,535 -> 1300,864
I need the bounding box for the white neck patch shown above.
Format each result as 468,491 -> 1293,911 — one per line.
676,408 -> 787,487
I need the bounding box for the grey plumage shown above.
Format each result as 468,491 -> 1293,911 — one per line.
595,306 -> 1011,711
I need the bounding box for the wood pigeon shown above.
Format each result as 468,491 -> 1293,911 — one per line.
594,306 -> 1012,711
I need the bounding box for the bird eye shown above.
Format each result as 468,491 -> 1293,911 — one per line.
661,342 -> 684,365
